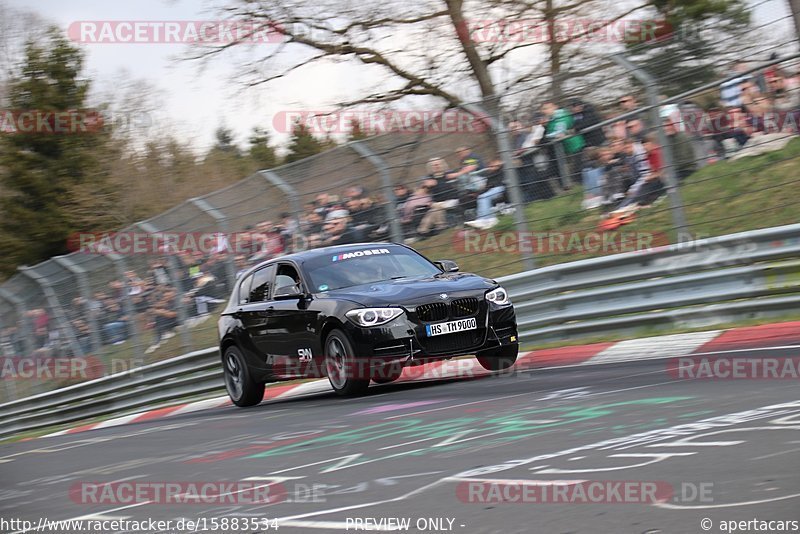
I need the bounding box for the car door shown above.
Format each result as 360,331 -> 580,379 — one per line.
267,262 -> 319,378
237,263 -> 276,360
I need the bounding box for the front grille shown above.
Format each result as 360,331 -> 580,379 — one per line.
417,302 -> 449,322
423,330 -> 483,354
451,297 -> 479,318
417,297 -> 481,322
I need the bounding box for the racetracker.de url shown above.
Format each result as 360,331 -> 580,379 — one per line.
0,517 -> 279,532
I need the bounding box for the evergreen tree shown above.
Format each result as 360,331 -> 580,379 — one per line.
247,126 -> 278,169
0,28 -> 118,277
626,0 -> 751,96
283,121 -> 324,164
213,126 -> 239,155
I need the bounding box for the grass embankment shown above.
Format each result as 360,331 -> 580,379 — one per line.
416,138 -> 800,277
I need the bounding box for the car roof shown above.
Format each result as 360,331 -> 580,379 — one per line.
238,242 -> 408,281
284,242 -> 404,262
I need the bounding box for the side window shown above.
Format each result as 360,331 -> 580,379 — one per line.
248,265 -> 275,303
274,264 -> 301,293
238,274 -> 253,304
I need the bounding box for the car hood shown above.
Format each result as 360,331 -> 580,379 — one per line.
319,273 -> 497,307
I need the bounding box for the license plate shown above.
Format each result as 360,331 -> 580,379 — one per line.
425,317 -> 477,337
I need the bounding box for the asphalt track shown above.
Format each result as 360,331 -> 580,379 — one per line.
1,345 -> 799,534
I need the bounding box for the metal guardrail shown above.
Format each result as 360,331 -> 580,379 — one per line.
0,348 -> 222,439
2,223 -> 800,440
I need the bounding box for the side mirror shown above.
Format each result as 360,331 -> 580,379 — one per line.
273,283 -> 304,300
435,260 -> 459,273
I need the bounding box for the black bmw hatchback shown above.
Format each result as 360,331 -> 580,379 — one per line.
218,243 -> 518,406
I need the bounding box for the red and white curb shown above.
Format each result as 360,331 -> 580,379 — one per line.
39,321 -> 800,439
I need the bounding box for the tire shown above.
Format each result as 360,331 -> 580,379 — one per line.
324,329 -> 370,396
476,344 -> 518,372
223,345 -> 265,407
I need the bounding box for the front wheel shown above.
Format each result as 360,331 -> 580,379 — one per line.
223,346 -> 265,407
476,344 -> 518,372
325,329 -> 370,396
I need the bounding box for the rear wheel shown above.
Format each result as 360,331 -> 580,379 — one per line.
325,329 -> 370,396
223,346 -> 265,407
476,344 -> 518,372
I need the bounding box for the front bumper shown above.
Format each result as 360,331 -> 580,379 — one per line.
343,302 -> 518,370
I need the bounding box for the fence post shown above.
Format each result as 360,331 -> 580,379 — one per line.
349,141 -> 404,243
611,52 -> 690,239
0,288 -> 34,358
136,221 -> 192,351
18,266 -> 85,358
259,170 -> 305,250
0,288 -> 27,402
462,101 -> 536,270
53,256 -> 102,353
188,197 -> 238,291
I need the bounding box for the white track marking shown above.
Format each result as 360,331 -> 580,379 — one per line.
276,380 -> 334,397
383,392 -> 531,420
169,397 -> 230,416
584,331 -> 722,365
278,520 -> 401,530
93,413 -> 143,429
654,492 -> 800,510
444,477 -> 586,485
242,476 -> 305,481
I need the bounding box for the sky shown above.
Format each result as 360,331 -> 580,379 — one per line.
3,0 -> 372,153
3,0 -> 794,153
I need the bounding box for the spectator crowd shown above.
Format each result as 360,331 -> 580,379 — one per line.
1,57 -> 798,369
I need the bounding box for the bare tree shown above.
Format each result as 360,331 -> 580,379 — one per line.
193,0 -> 653,113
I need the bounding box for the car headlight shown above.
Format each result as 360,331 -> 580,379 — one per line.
346,307 -> 404,327
486,286 -> 510,306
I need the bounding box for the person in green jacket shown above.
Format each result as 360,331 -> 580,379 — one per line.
542,101 -> 586,189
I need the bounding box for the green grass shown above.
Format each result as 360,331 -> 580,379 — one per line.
415,138 -> 800,277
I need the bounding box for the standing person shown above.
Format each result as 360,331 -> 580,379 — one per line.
542,100 -> 585,188
570,99 -> 606,147
664,119 -> 697,180
417,157 -> 459,236
518,112 -> 556,201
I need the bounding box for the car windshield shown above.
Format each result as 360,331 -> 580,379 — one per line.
303,246 -> 442,292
